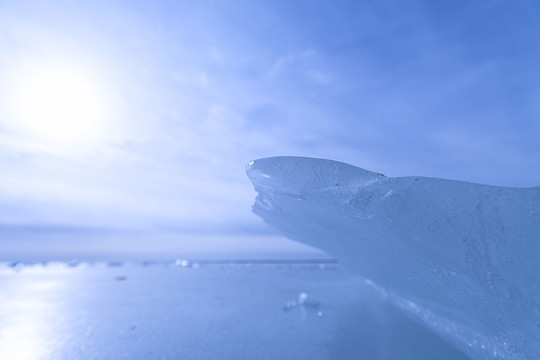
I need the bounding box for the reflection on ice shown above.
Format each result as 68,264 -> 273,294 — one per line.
0,322 -> 46,360
0,267 -> 64,360
0,261 -> 469,359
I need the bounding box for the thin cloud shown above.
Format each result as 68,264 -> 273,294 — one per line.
0,0 -> 539,242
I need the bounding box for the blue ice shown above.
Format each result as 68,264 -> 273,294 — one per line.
247,156 -> 540,360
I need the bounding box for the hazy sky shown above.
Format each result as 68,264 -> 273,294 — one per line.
1,1 -> 539,246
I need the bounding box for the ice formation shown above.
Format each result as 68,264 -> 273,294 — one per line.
246,156 -> 540,360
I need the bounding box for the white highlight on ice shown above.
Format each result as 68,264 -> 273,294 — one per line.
0,267 -> 64,360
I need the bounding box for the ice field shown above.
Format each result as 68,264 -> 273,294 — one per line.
0,261 -> 468,360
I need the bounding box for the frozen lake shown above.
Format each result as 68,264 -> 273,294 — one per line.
0,261 -> 468,360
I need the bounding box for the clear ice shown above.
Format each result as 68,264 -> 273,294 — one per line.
246,156 -> 540,360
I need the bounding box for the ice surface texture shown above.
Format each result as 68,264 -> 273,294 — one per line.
246,156 -> 540,360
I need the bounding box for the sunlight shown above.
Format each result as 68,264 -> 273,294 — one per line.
12,65 -> 106,144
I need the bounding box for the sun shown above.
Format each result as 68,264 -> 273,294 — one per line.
12,65 -> 106,144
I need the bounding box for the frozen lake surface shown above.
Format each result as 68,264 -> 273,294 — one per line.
0,261 -> 468,360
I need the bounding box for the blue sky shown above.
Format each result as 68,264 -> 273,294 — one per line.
0,1 -> 539,256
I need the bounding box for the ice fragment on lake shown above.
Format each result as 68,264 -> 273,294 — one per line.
9,262 -> 25,272
247,156 -> 540,360
283,292 -> 321,312
175,259 -> 190,267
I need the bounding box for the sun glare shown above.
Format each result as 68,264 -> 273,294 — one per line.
12,66 -> 106,144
